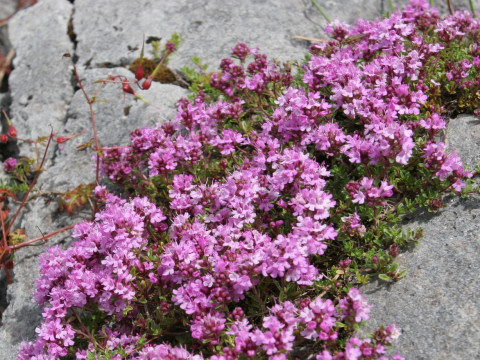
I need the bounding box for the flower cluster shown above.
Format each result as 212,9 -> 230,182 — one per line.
19,191 -> 166,358
19,1 -> 478,359
221,290 -> 373,360
3,157 -> 17,172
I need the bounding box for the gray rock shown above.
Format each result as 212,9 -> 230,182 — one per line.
359,194 -> 480,359
358,114 -> 480,359
0,1 -> 16,20
447,114 -> 480,170
69,0 -> 480,73
43,66 -> 188,193
0,1 -> 75,358
8,0 -> 74,161
72,0 -> 389,72
0,0 -> 15,57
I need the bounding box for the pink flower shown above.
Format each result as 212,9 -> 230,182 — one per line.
339,288 -> 373,324
3,157 -> 17,172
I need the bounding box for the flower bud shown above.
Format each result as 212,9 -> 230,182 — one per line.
135,65 -> 144,81
142,76 -> 153,90
0,134 -> 7,143
56,136 -> 71,144
0,209 -> 9,220
339,258 -> 351,268
166,41 -> 176,53
388,244 -> 399,258
7,126 -> 16,138
122,83 -> 136,95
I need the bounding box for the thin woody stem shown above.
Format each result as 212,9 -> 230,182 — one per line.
9,224 -> 75,251
66,54 -> 101,214
0,207 -> 8,250
6,129 -> 54,235
70,63 -> 101,179
446,0 -> 453,15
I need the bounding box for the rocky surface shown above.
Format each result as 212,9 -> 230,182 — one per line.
0,0 -> 479,359
0,1 -> 74,356
359,114 -> 480,360
0,0 -> 15,58
72,0 -> 383,71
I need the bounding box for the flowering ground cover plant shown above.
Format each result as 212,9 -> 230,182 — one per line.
14,1 -> 480,359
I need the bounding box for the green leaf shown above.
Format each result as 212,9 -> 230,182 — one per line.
378,274 -> 393,282
396,269 -> 408,279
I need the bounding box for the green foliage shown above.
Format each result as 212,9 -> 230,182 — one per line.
181,56 -> 221,100
58,183 -> 95,214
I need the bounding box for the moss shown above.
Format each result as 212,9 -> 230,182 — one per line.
129,58 -> 177,84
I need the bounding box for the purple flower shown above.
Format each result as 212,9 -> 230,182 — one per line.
138,344 -> 203,360
190,312 -> 226,345
166,41 -> 176,52
231,42 -> 251,61
339,288 -> 373,324
3,157 -> 17,172
299,297 -> 338,341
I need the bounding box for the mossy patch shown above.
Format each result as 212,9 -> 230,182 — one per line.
129,58 -> 176,84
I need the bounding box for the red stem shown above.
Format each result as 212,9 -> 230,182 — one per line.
8,224 -> 75,251
6,130 -> 54,235
447,0 -> 454,15
69,58 -> 101,214
0,208 -> 8,250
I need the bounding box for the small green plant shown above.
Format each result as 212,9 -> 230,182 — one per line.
181,56 -> 221,100
128,33 -> 181,88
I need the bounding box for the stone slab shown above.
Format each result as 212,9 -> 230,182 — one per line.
8,0 -> 73,160
358,114 -> 480,359
72,0 -> 387,71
